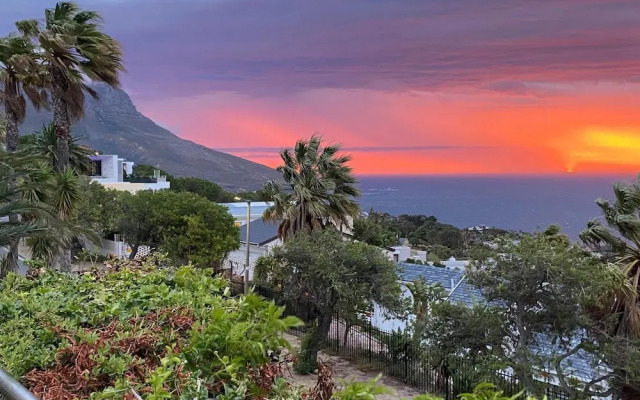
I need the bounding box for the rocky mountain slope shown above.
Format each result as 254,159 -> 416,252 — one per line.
18,85 -> 280,191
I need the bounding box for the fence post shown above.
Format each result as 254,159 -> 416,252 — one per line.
335,311 -> 339,354
368,319 -> 372,363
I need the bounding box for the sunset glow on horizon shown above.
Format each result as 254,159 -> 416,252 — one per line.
5,0 -> 639,176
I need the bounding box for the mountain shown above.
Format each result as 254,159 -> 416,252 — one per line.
17,84 -> 281,191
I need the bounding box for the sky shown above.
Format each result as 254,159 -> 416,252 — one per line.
3,0 -> 640,175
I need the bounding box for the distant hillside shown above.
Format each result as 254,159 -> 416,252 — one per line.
18,84 -> 280,191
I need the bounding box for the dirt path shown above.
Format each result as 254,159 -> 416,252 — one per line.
282,333 -> 424,400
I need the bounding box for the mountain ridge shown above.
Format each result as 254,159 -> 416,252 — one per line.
17,84 -> 281,191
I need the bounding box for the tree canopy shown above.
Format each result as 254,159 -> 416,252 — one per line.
421,230 -> 638,398
117,190 -> 239,266
255,229 -> 403,372
263,135 -> 361,240
17,1 -> 124,170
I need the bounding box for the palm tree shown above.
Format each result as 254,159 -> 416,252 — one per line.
581,178 -> 640,399
0,151 -> 52,277
1,32 -> 48,273
263,134 -> 361,240
21,123 -> 93,174
581,180 -> 640,339
0,32 -> 47,153
17,1 -> 124,171
26,168 -> 90,270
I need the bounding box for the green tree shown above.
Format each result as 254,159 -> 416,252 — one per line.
0,32 -> 47,153
117,191 -> 155,259
150,191 -> 239,267
17,126 -> 93,269
581,178 -> 640,399
408,219 -> 462,250
0,110 -> 5,142
118,191 -> 239,266
255,229 -> 403,372
353,211 -> 399,247
170,177 -> 234,203
425,231 -> 635,398
0,33 -> 48,273
130,164 -> 171,180
0,152 -> 52,277
18,1 -> 124,171
263,135 -> 361,240
75,177 -> 123,237
26,168 -> 95,269
406,277 -> 446,322
20,123 -> 93,174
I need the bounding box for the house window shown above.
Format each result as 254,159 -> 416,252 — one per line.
90,160 -> 102,177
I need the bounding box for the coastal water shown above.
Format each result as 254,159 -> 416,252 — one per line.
357,175 -> 636,239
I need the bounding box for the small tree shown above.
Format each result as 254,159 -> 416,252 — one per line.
352,211 -> 399,248
255,229 -> 404,373
118,190 -> 239,266
424,230 -> 636,398
170,177 -> 234,203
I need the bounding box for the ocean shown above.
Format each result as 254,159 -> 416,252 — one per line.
357,175 -> 637,239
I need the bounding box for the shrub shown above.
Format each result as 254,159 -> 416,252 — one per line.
0,260 -> 301,399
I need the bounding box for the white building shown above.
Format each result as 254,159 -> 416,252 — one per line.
89,154 -> 170,192
384,245 -> 412,262
438,257 -> 469,271
223,218 -> 281,280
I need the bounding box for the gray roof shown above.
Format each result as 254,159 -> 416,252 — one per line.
397,262 -> 601,383
531,333 -> 607,382
239,218 -> 279,246
398,262 -> 483,307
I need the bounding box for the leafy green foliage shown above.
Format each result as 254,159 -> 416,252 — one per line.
352,212 -> 398,248
423,229 -> 636,398
353,212 -> 515,259
0,261 -> 301,398
130,164 -> 172,180
19,123 -> 94,174
333,375 -> 392,400
118,190 -> 239,266
170,176 -> 234,202
75,177 -> 124,237
256,229 -> 404,371
263,134 -> 361,240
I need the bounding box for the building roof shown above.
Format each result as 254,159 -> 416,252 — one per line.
239,218 -> 279,246
398,262 -> 483,306
397,262 -> 601,383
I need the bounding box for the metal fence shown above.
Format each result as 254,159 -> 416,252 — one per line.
253,285 -> 571,400
0,367 -> 37,400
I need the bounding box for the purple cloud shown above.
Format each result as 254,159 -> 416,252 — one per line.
2,0 -> 640,100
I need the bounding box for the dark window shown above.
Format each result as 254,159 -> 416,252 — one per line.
90,160 -> 102,176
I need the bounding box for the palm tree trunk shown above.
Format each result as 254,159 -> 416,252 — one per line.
51,68 -> 70,172
3,96 -> 21,276
50,68 -> 73,271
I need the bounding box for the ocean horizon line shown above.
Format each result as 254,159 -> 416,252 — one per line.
355,172 -> 637,179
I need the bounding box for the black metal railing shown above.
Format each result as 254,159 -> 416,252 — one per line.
254,285 -> 571,400
0,367 -> 37,400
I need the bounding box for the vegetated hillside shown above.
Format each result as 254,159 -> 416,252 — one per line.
18,84 -> 281,191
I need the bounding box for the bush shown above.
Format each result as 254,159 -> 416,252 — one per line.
0,260 -> 301,399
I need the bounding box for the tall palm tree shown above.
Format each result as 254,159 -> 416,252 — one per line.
0,32 -> 47,153
263,134 -> 361,240
0,151 -> 52,278
21,123 -> 93,174
17,1 -> 124,171
26,168 -> 89,269
581,178 -> 640,399
581,179 -> 640,339
0,32 -> 48,273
